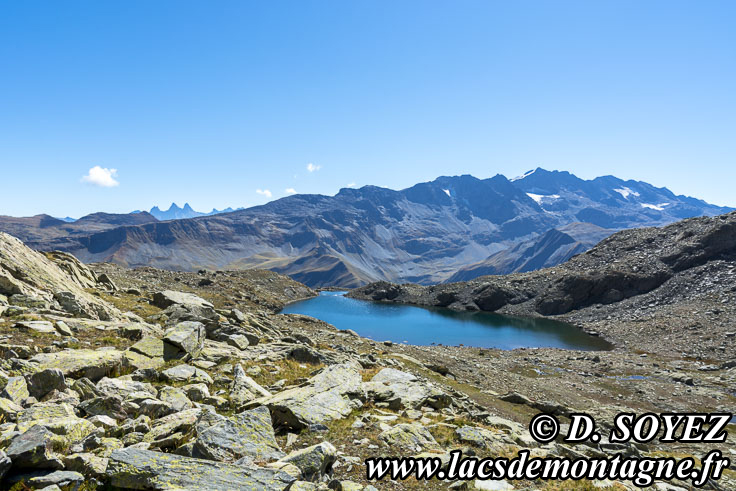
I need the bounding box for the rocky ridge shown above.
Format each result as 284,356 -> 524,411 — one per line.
0,230 -> 733,490
1,170 -> 730,288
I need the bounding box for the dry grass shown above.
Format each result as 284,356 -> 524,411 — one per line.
361,366 -> 381,382
241,358 -> 324,388
97,291 -> 162,320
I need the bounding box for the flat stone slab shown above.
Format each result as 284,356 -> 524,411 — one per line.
106,447 -> 295,490
151,290 -> 213,309
14,321 -> 57,334
29,349 -> 126,381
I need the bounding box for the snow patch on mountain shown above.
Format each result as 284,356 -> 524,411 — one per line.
641,203 -> 670,211
614,187 -> 641,199
512,169 -> 537,181
526,193 -> 560,204
443,189 -> 451,197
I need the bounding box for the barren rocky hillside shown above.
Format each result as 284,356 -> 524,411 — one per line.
0,230 -> 733,490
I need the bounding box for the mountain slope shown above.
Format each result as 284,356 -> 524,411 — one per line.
0,212 -> 159,251
447,222 -> 614,281
0,171 -> 730,287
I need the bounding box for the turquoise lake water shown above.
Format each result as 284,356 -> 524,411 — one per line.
280,291 -> 612,351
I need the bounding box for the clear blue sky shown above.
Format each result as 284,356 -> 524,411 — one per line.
1,1 -> 734,217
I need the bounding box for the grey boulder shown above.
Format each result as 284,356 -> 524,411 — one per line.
246,363 -> 362,430
277,441 -> 337,481
163,321 -> 205,357
6,425 -> 64,470
26,369 -> 67,400
363,368 -> 451,410
194,405 -> 284,462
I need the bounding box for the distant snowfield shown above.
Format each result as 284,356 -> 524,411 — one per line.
641,202 -> 670,211
443,189 -> 451,197
526,193 -> 560,204
614,187 -> 641,199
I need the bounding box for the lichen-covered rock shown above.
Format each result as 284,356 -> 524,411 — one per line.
163,321 -> 205,357
26,368 -> 67,400
456,426 -> 506,451
152,290 -> 213,310
53,291 -> 87,317
224,334 -> 250,350
160,364 -> 213,384
123,350 -> 166,371
129,335 -> 180,360
79,395 -> 128,421
5,425 -> 64,470
138,398 -> 175,419
16,413 -> 101,453
193,405 -> 283,462
96,376 -> 157,400
24,470 -> 85,489
63,452 -> 109,478
71,377 -> 101,400
14,320 -> 57,334
106,447 -> 296,490
54,320 -> 74,336
143,408 -> 202,443
29,349 -> 126,381
88,415 -> 118,433
277,441 -> 336,481
1,376 -> 29,404
182,383 -> 210,402
379,423 -> 438,451
363,368 -> 451,410
232,364 -> 271,398
16,402 -> 77,425
157,386 -> 193,412
228,364 -> 266,408
247,363 -> 361,430
0,397 -> 23,422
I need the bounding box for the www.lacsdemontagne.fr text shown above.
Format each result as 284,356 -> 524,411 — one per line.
365,449 -> 730,488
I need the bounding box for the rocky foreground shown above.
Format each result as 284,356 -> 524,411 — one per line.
0,226 -> 734,490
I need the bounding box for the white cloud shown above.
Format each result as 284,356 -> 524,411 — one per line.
346,182 -> 356,188
285,188 -> 297,194
256,189 -> 272,198
81,166 -> 119,187
306,163 -> 321,172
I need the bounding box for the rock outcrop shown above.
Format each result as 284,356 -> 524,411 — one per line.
0,232 -> 120,320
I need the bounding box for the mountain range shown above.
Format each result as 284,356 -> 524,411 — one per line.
0,169 -> 731,287
56,203 -> 242,222
147,202 -> 243,221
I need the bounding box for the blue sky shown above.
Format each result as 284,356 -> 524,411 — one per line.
1,1 -> 734,217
